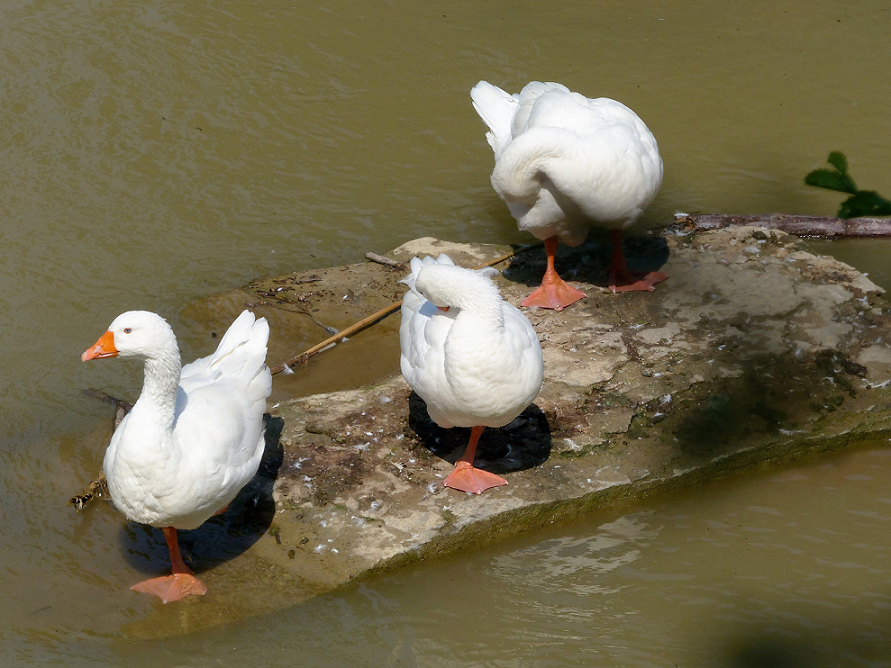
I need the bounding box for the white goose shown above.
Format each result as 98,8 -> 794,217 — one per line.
400,255 -> 543,494
471,80 -> 665,309
82,310 -> 271,603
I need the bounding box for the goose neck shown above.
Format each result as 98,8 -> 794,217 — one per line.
452,301 -> 504,331
137,349 -> 182,424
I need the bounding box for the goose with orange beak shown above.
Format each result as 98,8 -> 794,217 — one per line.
82,310 -> 271,603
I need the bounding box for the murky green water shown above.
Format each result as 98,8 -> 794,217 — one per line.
2,0 -> 890,664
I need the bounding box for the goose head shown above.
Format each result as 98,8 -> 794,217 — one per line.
82,311 -> 178,362
414,264 -> 502,315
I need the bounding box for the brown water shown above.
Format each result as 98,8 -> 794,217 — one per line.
2,0 -> 891,664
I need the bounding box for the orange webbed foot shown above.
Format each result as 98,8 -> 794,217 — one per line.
131,573 -> 208,603
521,279 -> 586,311
608,268 -> 667,294
443,461 -> 508,495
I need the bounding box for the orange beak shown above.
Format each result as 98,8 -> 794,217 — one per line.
82,330 -> 119,361
437,306 -> 450,313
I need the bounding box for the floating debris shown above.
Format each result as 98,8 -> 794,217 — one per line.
68,475 -> 108,513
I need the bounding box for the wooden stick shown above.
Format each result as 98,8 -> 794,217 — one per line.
271,244 -> 538,375
270,300 -> 403,374
672,213 -> 891,237
364,252 -> 406,269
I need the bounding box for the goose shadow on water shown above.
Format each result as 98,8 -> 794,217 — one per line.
117,414 -> 284,576
503,232 -> 670,292
407,391 -> 552,476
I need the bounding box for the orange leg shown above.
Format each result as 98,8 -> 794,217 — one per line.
443,426 -> 508,495
608,229 -> 667,293
521,237 -> 586,311
130,527 -> 208,603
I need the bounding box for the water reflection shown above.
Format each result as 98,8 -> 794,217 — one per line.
492,516 -> 660,597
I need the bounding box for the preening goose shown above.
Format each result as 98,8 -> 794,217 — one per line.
471,80 -> 665,308
400,255 -> 543,494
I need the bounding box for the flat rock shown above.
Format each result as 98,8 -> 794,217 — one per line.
113,226 -> 891,633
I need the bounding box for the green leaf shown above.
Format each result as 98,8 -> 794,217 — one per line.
805,151 -> 890,218
838,190 -> 891,219
827,151 -> 848,175
805,168 -> 858,194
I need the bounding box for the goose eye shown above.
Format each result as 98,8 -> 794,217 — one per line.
123,328 -> 132,334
